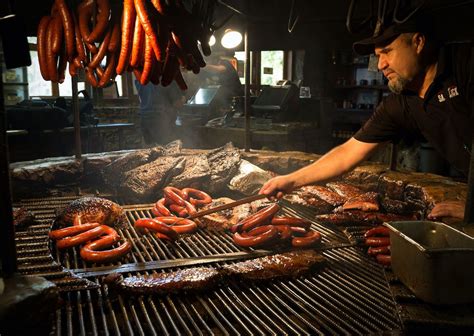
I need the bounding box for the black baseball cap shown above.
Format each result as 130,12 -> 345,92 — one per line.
353,10 -> 434,55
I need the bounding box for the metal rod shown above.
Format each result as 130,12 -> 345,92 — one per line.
389,142 -> 397,170
188,194 -> 267,219
244,24 -> 251,152
464,135 -> 474,224
0,69 -> 17,276
72,75 -> 82,159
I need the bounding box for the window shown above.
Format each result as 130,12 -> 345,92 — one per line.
26,36 -> 124,98
261,50 -> 284,85
28,50 -> 52,97
234,51 -> 246,84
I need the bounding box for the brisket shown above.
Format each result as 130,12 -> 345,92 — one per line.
315,211 -> 418,226
326,182 -> 363,199
198,197 -> 252,231
104,250 -> 325,296
168,154 -> 211,190
342,192 -> 380,212
298,185 -> 346,207
204,143 -> 241,194
284,194 -> 334,214
381,198 -> 412,215
120,156 -> 185,201
161,140 -> 184,156
102,147 -> 163,187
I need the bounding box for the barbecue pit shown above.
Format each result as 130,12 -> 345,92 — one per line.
15,194 -> 402,335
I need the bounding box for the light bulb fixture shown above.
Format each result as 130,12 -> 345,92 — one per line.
221,29 -> 242,49
208,35 -> 216,47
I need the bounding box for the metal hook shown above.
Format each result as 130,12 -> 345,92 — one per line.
287,0 -> 299,33
393,0 -> 426,24
346,0 -> 375,35
373,0 -> 388,37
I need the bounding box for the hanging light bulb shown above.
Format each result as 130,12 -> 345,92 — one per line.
208,35 -> 216,47
221,29 -> 242,49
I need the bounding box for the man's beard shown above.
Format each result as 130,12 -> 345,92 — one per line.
387,75 -> 410,94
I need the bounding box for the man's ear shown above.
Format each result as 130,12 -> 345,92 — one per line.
413,33 -> 426,54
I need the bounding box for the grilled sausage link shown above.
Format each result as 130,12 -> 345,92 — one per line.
163,186 -> 187,206
49,222 -> 100,240
365,237 -> 390,247
182,188 -> 212,206
53,225 -> 104,249
80,225 -> 131,263
233,226 -> 279,247
375,254 -> 391,266
271,217 -> 311,229
153,216 -> 198,234
367,245 -> 390,256
364,226 -> 390,238
134,218 -> 179,240
291,231 -> 322,248
240,203 -> 281,232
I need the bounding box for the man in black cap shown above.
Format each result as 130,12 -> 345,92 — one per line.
260,10 -> 473,221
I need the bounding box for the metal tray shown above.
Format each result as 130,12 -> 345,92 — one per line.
385,221 -> 474,305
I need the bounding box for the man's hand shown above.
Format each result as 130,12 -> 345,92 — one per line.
259,175 -> 297,200
427,200 -> 465,220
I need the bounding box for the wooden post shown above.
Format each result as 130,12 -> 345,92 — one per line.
72,76 -> 82,160
244,25 -> 251,152
0,69 -> 17,277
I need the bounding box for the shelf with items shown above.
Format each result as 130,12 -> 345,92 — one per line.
1,54 -> 29,106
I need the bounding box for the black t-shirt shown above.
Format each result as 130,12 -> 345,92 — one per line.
354,42 -> 474,175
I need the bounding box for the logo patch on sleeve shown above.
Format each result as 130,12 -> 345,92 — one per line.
448,86 -> 459,98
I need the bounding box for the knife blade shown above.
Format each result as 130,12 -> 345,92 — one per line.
186,193 -> 269,220
71,243 -> 357,278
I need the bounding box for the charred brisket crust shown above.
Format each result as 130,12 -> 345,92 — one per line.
380,198 -> 411,215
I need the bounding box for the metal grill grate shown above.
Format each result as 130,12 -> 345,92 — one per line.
15,195 -> 402,335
